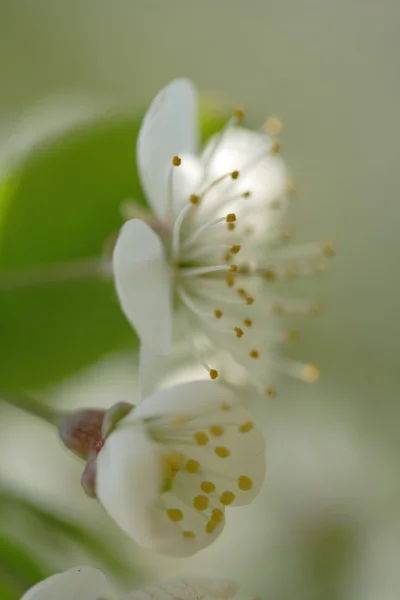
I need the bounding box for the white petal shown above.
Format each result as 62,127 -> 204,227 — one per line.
96,421 -> 163,549
139,343 -> 166,399
162,400 -> 266,507
96,420 -> 219,556
129,577 -> 238,600
137,79 -> 199,219
21,567 -> 112,600
97,382 -> 265,557
133,391 -> 265,555
131,380 -> 238,423
113,219 -> 172,353
171,153 -> 204,216
200,126 -> 288,223
139,316 -> 200,399
154,469 -> 227,556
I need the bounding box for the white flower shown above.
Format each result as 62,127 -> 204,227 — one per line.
20,566 -> 112,600
113,79 -> 330,397
95,379 -> 265,556
21,566 -> 238,600
127,577 -> 238,600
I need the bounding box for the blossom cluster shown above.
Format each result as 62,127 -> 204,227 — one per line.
24,79 -> 332,598
92,78 -> 329,554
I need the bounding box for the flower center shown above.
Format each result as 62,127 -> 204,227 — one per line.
154,113 -> 333,392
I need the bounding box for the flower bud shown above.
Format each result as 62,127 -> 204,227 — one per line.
58,408 -> 105,460
101,401 -> 134,437
81,454 -> 98,499
58,402 -> 135,501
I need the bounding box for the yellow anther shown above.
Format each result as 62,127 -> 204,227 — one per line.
238,476 -> 253,491
193,495 -> 209,511
214,309 -> 223,319
229,264 -> 238,273
182,531 -> 196,538
226,275 -> 235,287
271,141 -> 281,154
185,459 -> 200,474
189,194 -> 200,205
201,481 -> 216,494
220,402 -> 232,411
237,288 -> 247,298
231,170 -> 240,180
220,491 -> 236,505
249,349 -> 259,359
233,108 -> 245,120
227,222 -> 236,231
234,327 -> 244,338
288,330 -> 299,342
243,318 -> 253,327
194,431 -> 209,445
209,369 -> 219,380
246,296 -> 254,305
242,190 -> 251,198
167,508 -> 183,522
215,446 -> 230,458
265,387 -> 276,398
211,508 -> 224,523
263,269 -> 276,281
323,242 -> 336,258
226,213 -> 237,223
266,116 -> 283,135
304,364 -> 320,383
162,452 -> 185,478
230,245 -> 241,254
172,155 -> 181,166
206,520 -> 218,534
239,421 -> 254,433
210,425 -> 224,437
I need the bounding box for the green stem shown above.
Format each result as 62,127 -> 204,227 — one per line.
0,391 -> 60,425
0,257 -> 111,291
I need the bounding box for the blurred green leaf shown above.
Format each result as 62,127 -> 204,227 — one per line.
0,116 -> 142,391
26,505 -> 135,583
0,109 -> 225,390
0,577 -> 19,600
0,490 -> 139,586
0,534 -> 49,598
0,175 -> 19,238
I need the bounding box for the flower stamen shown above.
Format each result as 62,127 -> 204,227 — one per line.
180,265 -> 232,278
265,116 -> 283,135
167,155 -> 181,221
172,201 -> 196,259
182,216 -> 229,250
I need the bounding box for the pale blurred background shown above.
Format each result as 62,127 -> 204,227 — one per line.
0,1 -> 399,599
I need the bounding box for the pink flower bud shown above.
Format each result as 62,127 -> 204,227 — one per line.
58,408 -> 105,460
81,455 -> 97,498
